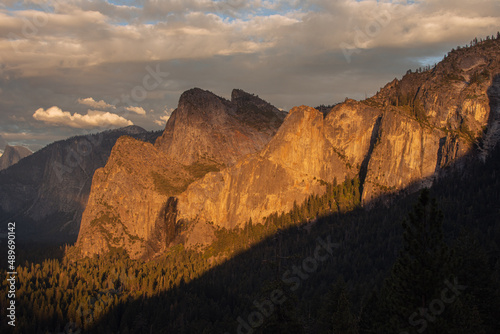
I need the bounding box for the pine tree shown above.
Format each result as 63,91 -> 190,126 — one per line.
259,279 -> 305,334
451,232 -> 498,333
319,278 -> 358,334
358,291 -> 387,334
382,189 -> 454,334
258,231 -> 305,334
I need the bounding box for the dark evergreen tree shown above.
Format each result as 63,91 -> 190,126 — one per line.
358,291 -> 387,334
382,189 -> 454,334
451,232 -> 499,333
319,278 -> 358,334
258,279 -> 305,334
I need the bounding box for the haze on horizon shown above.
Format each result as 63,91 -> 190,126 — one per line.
0,0 -> 498,151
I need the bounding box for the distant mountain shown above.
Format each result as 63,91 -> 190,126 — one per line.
0,145 -> 32,170
0,125 -> 162,242
76,88 -> 287,259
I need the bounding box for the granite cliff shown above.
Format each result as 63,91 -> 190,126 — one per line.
176,38 -> 500,229
177,102 -> 381,229
362,39 -> 500,204
156,88 -> 286,166
75,137 -> 189,258
75,38 -> 500,258
75,89 -> 286,258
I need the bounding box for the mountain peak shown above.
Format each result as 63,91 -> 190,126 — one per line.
231,88 -> 255,102
156,87 -> 285,166
0,145 -> 32,171
178,88 -> 230,111
77,87 -> 286,258
116,125 -> 147,135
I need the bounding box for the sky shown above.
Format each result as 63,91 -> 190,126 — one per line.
0,0 -> 499,151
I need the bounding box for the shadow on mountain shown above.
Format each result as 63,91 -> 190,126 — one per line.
86,136 -> 500,333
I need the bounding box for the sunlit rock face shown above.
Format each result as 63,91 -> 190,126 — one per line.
77,39 -> 500,258
177,40 -> 500,226
76,88 -> 286,259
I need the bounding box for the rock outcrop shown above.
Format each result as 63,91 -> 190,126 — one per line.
0,145 -> 32,171
75,89 -> 286,258
76,137 -> 189,258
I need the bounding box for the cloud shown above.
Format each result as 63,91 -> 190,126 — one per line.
1,0 -> 496,78
154,107 -> 174,126
125,106 -> 147,115
33,106 -> 133,129
154,114 -> 171,126
1,0 -> 499,148
77,97 -> 115,109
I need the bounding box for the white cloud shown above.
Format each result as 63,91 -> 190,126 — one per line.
155,114 -> 171,125
77,97 -> 115,109
154,107 -> 174,126
33,106 -> 133,129
125,106 -> 147,115
154,119 -> 166,126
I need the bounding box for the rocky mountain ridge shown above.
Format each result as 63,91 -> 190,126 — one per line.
176,38 -> 500,228
361,39 -> 500,204
75,89 -> 287,258
177,102 -> 381,229
75,37 -> 500,258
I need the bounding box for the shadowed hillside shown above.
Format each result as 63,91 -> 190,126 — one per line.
0,139 -> 498,333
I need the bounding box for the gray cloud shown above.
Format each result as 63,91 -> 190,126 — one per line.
0,0 -> 499,148
78,97 -> 116,109
125,106 -> 147,115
